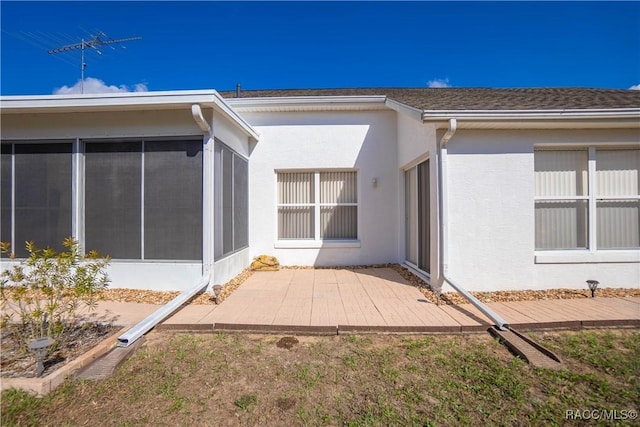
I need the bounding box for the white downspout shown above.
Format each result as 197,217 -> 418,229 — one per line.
437,118 -> 509,330
116,105 -> 214,347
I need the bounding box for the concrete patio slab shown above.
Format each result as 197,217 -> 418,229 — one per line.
147,268 -> 638,334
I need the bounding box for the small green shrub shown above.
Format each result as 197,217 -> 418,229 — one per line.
0,238 -> 110,352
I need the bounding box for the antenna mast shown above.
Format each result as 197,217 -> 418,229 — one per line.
48,31 -> 142,94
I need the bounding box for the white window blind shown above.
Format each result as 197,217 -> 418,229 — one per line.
535,150 -> 588,250
535,148 -> 640,251
596,149 -> 640,249
278,171 -> 357,240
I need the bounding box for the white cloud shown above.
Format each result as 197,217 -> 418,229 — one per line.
427,78 -> 451,88
53,77 -> 148,95
629,84 -> 640,90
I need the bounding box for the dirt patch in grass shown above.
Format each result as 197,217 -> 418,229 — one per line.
3,329 -> 638,426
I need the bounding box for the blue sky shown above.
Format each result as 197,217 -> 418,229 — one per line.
1,1 -> 639,95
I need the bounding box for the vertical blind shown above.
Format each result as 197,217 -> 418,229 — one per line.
277,172 -> 314,239
320,171 -> 357,239
535,148 -> 639,250
596,149 -> 639,249
278,171 -> 357,240
535,150 -> 588,250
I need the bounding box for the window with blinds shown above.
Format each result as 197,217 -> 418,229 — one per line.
535,148 -> 639,251
277,171 -> 357,240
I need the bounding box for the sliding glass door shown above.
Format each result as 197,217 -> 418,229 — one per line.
405,160 -> 430,273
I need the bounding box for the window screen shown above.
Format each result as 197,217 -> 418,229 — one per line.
233,154 -> 249,249
144,140 -> 202,260
12,143 -> 72,257
1,144 -> 13,257
222,147 -> 234,255
214,141 -> 249,259
85,142 -> 142,259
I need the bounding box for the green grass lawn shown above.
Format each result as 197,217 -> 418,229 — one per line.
2,329 -> 638,426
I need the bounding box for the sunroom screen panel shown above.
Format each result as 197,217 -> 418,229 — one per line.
1,144 -> 12,256
85,142 -> 142,259
144,140 -> 202,260
233,154 -> 248,250
222,148 -> 234,255
14,143 -> 72,257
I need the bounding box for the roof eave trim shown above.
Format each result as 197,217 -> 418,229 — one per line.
421,108 -> 640,121
0,90 -> 259,143
208,92 -> 260,142
384,98 -> 422,120
226,95 -> 388,112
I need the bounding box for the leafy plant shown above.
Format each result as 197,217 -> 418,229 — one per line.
0,238 -> 110,352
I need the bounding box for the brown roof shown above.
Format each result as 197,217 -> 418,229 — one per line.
219,87 -> 640,111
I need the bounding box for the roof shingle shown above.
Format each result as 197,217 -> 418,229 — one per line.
219,87 -> 640,111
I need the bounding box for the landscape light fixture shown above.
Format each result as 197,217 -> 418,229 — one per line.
586,280 -> 599,298
212,285 -> 223,304
28,337 -> 55,377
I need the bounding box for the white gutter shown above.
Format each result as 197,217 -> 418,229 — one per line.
437,118 -> 509,330
117,276 -> 209,347
423,108 -> 640,121
116,103 -> 218,347
226,95 -> 388,113
191,104 -> 212,134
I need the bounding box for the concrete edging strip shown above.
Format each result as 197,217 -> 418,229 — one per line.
1,326 -> 129,396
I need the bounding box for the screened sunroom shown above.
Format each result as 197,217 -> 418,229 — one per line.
0,90 -> 259,290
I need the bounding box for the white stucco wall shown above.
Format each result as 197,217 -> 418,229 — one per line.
245,110 -> 399,266
444,128 -> 640,291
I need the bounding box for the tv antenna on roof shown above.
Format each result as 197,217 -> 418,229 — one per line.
48,31 -> 142,94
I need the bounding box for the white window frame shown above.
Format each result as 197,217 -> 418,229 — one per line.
275,170 -> 360,249
535,146 -> 640,264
